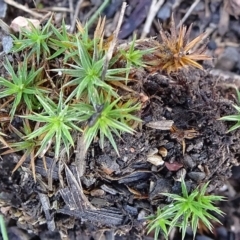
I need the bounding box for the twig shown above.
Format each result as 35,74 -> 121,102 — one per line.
85,0 -> 110,29
4,0 -> 44,18
69,0 -> 84,33
176,0 -> 201,29
68,0 -> 74,22
43,7 -> 73,12
141,0 -> 165,39
101,1 -> 126,80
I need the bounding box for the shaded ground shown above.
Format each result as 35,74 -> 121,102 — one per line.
1,1 -> 240,240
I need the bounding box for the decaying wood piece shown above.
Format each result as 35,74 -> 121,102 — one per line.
33,157 -> 59,180
38,193 -> 56,231
58,165 -> 124,226
57,208 -> 124,226
59,164 -> 95,211
74,134 -> 87,177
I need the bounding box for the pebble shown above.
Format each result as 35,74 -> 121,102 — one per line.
183,155 -> 196,169
158,147 -> 167,157
147,148 -> 165,166
2,36 -> 13,54
0,1 -> 7,18
175,168 -> 187,181
10,16 -> 40,32
188,172 -> 206,182
90,189 -> 105,197
147,155 -> 164,166
137,209 -> 146,220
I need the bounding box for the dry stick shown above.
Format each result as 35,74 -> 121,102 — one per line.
70,0 -> 84,33
4,0 -> 44,18
176,0 -> 201,29
101,1 -> 127,81
141,0 -> 165,39
68,0 -> 74,23
75,134 -> 87,177
43,7 -> 72,12
85,0 -> 110,29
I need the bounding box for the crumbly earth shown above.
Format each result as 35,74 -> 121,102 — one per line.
0,65 -> 239,240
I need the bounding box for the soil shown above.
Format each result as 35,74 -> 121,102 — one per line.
1,1 -> 240,240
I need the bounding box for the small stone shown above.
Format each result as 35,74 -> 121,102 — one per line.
188,172 -> 206,182
183,155 -> 196,169
137,209 -> 146,220
90,189 -> 105,197
147,155 -> 164,166
0,1 -> 7,18
158,147 -> 167,157
2,36 -> 13,54
175,168 -> 187,182
10,16 -> 40,32
130,148 -> 135,153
